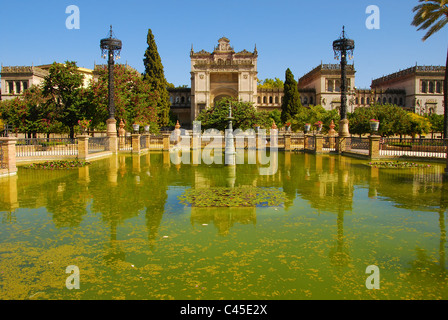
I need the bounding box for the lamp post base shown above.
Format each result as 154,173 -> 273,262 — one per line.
106,118 -> 117,137
338,119 -> 350,138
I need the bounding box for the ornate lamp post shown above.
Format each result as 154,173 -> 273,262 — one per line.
100,25 -> 122,137
333,26 -> 355,137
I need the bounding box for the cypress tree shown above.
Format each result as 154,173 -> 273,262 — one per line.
281,68 -> 301,123
143,29 -> 170,127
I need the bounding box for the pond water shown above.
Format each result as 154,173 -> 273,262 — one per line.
0,152 -> 447,300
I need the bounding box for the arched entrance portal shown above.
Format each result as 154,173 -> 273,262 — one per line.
214,94 -> 232,105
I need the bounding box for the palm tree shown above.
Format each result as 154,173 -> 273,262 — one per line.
412,0 -> 448,138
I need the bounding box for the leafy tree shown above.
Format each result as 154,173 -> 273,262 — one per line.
348,104 -> 412,137
407,113 -> 431,137
143,28 -> 171,127
412,0 -> 448,137
281,68 -> 302,123
257,78 -> 284,89
0,85 -> 56,137
42,61 -> 86,139
196,97 -> 271,131
291,105 -> 339,133
90,64 -> 159,133
427,113 -> 444,137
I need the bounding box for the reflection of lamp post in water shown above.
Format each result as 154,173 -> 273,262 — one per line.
225,102 -> 236,166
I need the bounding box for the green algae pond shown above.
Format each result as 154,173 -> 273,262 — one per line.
0,151 -> 447,300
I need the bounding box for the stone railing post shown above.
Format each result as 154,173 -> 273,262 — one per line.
162,133 -> 170,151
77,135 -> 89,160
132,134 -> 141,154
304,134 -> 309,150
336,136 -> 347,153
0,137 -> 18,175
142,134 -> 150,150
315,134 -> 323,153
369,135 -> 381,159
284,133 -> 291,151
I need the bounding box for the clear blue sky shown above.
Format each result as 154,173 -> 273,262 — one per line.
0,0 -> 446,89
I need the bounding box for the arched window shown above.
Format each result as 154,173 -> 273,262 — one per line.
366,98 -> 370,105
383,97 -> 386,104
263,96 -> 267,104
394,97 -> 398,105
388,97 -> 392,104
335,80 -> 341,92
356,97 -> 359,105
436,81 -> 442,93
275,96 -> 279,104
181,96 -> 185,103
361,97 -> 364,105
175,96 -> 180,103
310,97 -> 313,105
328,80 -> 334,92
429,81 -> 435,93
399,98 -> 403,106
258,96 -> 261,104
422,81 -> 427,93
303,97 -> 308,105
170,97 -> 173,103
269,96 -> 273,104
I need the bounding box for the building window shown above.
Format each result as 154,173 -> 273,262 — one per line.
429,81 -> 435,93
22,81 -> 28,91
263,96 -> 267,104
399,98 -> 403,106
303,97 -> 308,105
269,96 -> 273,104
388,97 -> 392,104
257,96 -> 261,104
393,98 -> 397,105
436,81 -> 442,93
8,81 -> 14,94
356,97 -> 359,104
275,96 -> 279,104
422,81 -> 427,93
310,97 -> 313,105
15,81 -> 21,94
335,80 -> 341,92
328,79 -> 334,92
383,97 -> 386,104
181,96 -> 185,104
366,98 -> 370,105
361,97 -> 364,105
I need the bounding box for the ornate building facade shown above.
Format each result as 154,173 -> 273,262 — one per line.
189,37 -> 258,121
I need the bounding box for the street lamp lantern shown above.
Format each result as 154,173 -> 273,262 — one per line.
100,25 -> 122,120
333,26 -> 354,137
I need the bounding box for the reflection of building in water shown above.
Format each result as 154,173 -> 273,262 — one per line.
190,207 -> 256,236
0,175 -> 19,222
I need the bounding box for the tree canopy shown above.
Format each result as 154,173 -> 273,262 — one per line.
281,68 -> 302,123
143,29 -> 171,127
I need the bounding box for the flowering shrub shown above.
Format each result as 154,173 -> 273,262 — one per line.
78,119 -> 91,128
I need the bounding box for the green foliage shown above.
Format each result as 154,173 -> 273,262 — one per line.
89,64 -> 159,133
281,68 -> 302,123
426,113 -> 444,133
290,105 -> 340,133
143,28 -> 171,127
407,113 -> 431,137
195,97 -> 273,131
42,61 -> 86,139
348,104 -> 411,136
257,78 -> 284,89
